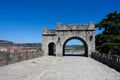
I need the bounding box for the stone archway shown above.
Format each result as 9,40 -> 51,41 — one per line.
42,22 -> 95,57
63,37 -> 88,57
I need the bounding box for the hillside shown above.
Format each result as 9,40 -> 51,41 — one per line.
66,45 -> 84,50
0,40 -> 42,48
0,40 -> 15,46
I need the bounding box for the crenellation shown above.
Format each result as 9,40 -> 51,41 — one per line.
56,22 -> 62,30
43,27 -> 49,33
48,29 -> 56,34
43,22 -> 95,35
63,25 -> 71,30
89,22 -> 95,30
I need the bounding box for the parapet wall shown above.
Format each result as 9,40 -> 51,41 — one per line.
91,52 -> 120,72
0,51 -> 43,66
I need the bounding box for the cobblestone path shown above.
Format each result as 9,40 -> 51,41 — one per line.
0,56 -> 120,80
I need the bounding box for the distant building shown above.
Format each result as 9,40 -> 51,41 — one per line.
0,47 -> 8,52
0,45 -> 38,53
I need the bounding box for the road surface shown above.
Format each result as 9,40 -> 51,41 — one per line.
0,56 -> 120,80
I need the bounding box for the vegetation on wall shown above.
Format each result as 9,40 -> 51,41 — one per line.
95,11 -> 120,55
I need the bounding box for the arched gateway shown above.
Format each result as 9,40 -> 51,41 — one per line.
42,22 -> 95,57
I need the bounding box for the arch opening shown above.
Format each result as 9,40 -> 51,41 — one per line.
48,42 -> 56,56
63,37 -> 88,57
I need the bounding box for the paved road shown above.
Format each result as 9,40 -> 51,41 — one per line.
0,56 -> 120,80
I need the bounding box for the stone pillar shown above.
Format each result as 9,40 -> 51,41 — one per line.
88,51 -> 91,57
90,31 -> 95,54
92,31 -> 95,52
56,42 -> 63,57
42,35 -> 48,56
42,43 -> 49,56
44,47 -> 48,56
88,43 -> 91,57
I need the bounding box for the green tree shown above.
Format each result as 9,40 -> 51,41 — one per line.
96,11 -> 120,55
96,11 -> 120,35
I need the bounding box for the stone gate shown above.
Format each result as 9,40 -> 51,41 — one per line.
42,22 -> 95,57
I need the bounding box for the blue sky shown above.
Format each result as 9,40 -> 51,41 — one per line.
0,0 -> 120,43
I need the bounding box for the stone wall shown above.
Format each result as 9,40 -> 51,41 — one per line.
0,51 -> 43,66
91,52 -> 120,72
